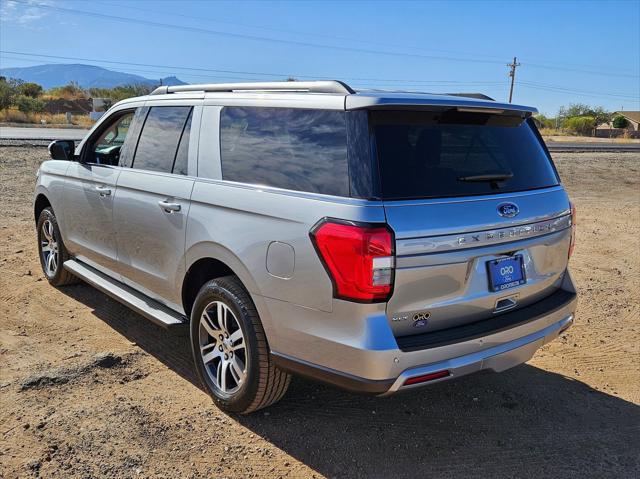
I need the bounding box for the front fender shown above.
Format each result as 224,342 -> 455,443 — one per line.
34,160 -> 71,240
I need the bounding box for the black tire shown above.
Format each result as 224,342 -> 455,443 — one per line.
36,207 -> 78,286
190,276 -> 290,414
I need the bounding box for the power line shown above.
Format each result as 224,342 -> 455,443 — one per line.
92,0 -> 511,63
3,50 -> 637,103
7,1 -> 505,67
94,0 -> 638,76
518,83 -> 640,101
0,55 -> 264,83
0,50 -> 506,86
9,0 -> 639,79
520,80 -> 639,99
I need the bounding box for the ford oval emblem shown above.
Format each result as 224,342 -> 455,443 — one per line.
497,203 -> 519,218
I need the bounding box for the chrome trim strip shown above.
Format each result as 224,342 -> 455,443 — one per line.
397,214 -> 572,256
193,177 -> 384,206
383,314 -> 574,394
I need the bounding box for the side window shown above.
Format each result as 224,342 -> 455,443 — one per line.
133,106 -> 192,173
172,109 -> 193,176
219,107 -> 349,196
88,111 -> 134,165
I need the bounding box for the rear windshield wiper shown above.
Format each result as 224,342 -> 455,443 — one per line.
457,173 -> 513,182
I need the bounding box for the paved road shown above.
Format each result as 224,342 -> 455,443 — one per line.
546,141 -> 640,152
0,126 -> 89,141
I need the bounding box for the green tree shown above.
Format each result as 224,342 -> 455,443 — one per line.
612,115 -> 629,128
558,103 -> 610,130
0,77 -> 15,110
563,116 -> 596,136
18,82 -> 43,98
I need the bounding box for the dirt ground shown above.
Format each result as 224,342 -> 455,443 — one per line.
1,146 -> 639,479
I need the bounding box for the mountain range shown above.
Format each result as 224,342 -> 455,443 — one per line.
0,63 -> 187,89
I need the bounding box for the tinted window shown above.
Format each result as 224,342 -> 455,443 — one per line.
172,109 -> 192,175
372,111 -> 559,200
220,107 -> 349,196
133,106 -> 192,173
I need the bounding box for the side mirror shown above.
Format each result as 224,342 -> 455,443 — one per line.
48,140 -> 75,161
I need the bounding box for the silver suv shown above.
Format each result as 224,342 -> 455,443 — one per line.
35,81 -> 577,413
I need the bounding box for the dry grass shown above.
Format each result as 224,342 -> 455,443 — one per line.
539,128 -> 572,137
0,109 -> 95,127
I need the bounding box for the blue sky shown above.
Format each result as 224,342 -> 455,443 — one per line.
1,0 -> 638,115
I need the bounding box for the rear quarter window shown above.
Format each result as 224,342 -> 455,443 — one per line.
372,110 -> 559,200
219,107 -> 349,196
133,106 -> 192,174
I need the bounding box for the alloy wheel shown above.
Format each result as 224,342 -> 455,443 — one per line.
40,219 -> 59,277
199,300 -> 247,394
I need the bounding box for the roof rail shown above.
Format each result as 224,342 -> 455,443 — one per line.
150,80 -> 355,96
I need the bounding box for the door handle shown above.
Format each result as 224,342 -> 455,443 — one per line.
158,200 -> 181,213
94,185 -> 111,196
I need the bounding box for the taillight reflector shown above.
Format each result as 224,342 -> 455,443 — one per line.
310,219 -> 394,302
404,370 -> 450,386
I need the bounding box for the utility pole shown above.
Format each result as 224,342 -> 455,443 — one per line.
507,56 -> 521,103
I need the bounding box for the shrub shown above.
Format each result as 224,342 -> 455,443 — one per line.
563,116 -> 596,136
0,79 -> 13,110
87,84 -> 153,103
534,114 -> 556,129
612,116 -> 629,129
18,82 -> 43,98
14,95 -> 45,113
47,82 -> 87,100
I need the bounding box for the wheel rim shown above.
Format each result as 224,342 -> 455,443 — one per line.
199,300 -> 247,394
40,219 -> 59,277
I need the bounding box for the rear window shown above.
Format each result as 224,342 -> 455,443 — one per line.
220,107 -> 349,196
371,110 -> 559,200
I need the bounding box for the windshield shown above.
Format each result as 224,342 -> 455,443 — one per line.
371,110 -> 559,200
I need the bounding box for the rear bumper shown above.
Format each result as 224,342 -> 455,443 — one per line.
270,274 -> 577,395
382,312 -> 573,395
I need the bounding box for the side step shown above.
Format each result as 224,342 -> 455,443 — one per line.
64,259 -> 188,332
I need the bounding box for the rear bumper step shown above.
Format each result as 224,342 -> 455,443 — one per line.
396,289 -> 576,352
63,259 -> 188,332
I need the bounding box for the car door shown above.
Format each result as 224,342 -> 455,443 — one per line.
113,105 -> 196,312
63,108 -> 143,275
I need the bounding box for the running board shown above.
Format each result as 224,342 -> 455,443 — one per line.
64,259 -> 188,332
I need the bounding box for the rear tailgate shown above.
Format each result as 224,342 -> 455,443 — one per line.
385,188 -> 571,337
368,107 -> 572,337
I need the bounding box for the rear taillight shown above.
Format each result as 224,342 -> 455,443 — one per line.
310,219 -> 395,302
569,201 -> 576,259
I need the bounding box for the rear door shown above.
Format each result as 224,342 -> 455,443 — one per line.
370,110 -> 572,337
113,105 -> 197,311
